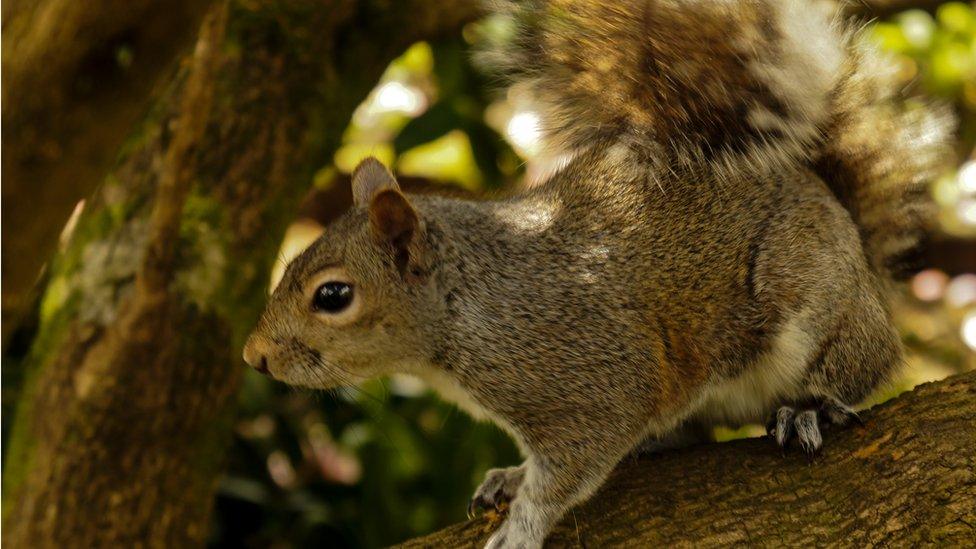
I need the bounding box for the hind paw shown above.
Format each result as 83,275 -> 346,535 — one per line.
766,397 -> 861,455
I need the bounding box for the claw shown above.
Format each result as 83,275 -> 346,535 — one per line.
467,495 -> 488,519
774,406 -> 795,448
468,465 -> 525,520
794,409 -> 822,455
820,397 -> 861,427
767,397 -> 857,457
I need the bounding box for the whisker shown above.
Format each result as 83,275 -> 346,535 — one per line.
308,354 -> 389,407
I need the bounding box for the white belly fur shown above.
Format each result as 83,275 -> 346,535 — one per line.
690,311 -> 818,427
410,366 -> 493,421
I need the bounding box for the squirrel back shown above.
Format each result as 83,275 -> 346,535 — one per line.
482,0 -> 954,280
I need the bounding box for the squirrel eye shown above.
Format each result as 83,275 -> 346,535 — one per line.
312,281 -> 354,313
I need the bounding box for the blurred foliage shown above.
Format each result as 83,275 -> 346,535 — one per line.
212,6 -> 976,548
213,376 -> 518,547
333,37 -> 521,191
870,2 -> 976,238
872,2 -> 976,148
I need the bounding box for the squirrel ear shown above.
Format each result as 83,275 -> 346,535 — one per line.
351,157 -> 422,278
368,188 -> 419,276
352,157 -> 400,208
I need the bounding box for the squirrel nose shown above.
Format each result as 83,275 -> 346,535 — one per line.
242,334 -> 271,376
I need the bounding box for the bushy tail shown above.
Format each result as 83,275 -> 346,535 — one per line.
483,0 -> 955,279
815,44 -> 955,280
481,0 -> 851,172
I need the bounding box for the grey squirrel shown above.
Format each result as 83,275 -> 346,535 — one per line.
242,1 -> 954,547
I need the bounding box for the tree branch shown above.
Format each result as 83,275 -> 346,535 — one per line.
139,2 -> 227,294
400,371 -> 976,547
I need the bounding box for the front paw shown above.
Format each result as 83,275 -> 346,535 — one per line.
468,465 -> 525,518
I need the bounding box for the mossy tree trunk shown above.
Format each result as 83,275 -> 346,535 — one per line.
401,372 -> 976,548
1,1 -> 481,546
1,0 -> 213,328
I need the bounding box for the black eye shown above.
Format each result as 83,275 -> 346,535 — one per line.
312,282 -> 354,313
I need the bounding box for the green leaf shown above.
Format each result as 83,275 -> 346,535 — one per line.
464,121 -> 509,188
393,100 -> 463,154
431,40 -> 467,98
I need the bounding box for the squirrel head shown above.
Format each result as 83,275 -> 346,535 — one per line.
243,157 -> 441,388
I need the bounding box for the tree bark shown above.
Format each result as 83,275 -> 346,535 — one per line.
400,371 -> 976,548
1,0 -> 213,324
1,1 -> 482,547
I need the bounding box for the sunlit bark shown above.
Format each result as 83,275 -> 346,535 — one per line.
402,372 -> 976,548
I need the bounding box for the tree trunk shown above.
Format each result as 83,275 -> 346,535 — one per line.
400,371 -> 976,548
1,0 -> 213,326
1,1 -> 481,546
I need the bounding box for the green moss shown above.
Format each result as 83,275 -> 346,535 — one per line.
38,277 -> 70,326
2,290 -> 82,518
112,74 -> 174,163
224,2 -> 318,79
182,188 -> 223,221
2,393 -> 37,521
3,145 -> 157,508
217,224 -> 284,348
175,202 -> 230,311
47,178 -> 150,287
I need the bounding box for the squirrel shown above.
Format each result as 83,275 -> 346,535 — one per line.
243,1 -> 954,547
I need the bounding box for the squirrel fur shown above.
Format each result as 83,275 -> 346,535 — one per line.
243,1 -> 954,547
